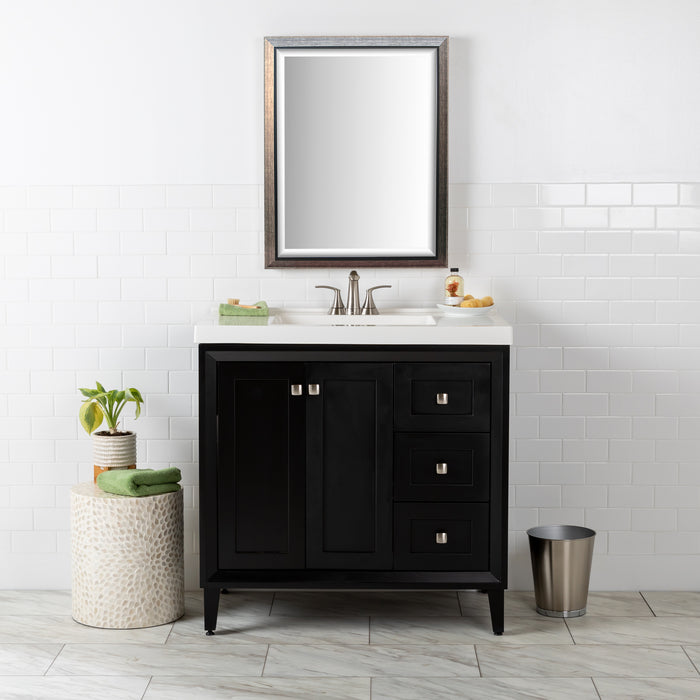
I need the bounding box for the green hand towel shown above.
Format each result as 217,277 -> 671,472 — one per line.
219,300 -> 269,317
97,468 -> 182,497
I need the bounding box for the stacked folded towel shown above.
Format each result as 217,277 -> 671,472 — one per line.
219,300 -> 269,317
96,467 -> 182,497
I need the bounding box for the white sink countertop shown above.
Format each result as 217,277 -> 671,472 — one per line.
194,307 -> 513,345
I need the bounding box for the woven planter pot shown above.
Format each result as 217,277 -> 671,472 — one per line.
92,431 -> 136,482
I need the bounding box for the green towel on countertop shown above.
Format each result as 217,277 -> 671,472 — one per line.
97,468 -> 182,497
219,300 -> 268,317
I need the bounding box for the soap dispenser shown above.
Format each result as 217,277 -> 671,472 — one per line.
444,268 -> 464,305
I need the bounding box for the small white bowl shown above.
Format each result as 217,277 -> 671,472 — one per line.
436,303 -> 497,317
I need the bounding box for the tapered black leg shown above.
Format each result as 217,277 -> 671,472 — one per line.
204,586 -> 220,635
487,589 -> 504,635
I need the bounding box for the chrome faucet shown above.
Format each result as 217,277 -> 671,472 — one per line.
346,270 -> 361,315
316,270 -> 392,316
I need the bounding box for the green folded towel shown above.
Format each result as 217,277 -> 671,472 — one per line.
219,300 -> 269,317
97,468 -> 182,497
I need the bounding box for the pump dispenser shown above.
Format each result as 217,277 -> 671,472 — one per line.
444,268 -> 464,304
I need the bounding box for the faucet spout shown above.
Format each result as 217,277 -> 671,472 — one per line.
347,270 -> 361,315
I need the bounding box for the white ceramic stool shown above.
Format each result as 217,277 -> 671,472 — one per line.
70,482 -> 184,628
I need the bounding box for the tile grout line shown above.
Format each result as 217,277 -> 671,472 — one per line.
269,592 -> 275,616
140,676 -> 153,700
473,644 -> 483,677
42,643 -> 63,676
260,643 -> 270,677
590,677 -> 603,699
563,618 -> 576,644
681,645 -> 700,676
639,591 -> 657,617
456,591 -> 464,616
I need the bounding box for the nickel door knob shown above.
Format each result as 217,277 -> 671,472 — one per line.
291,384 -> 303,396
435,532 -> 448,544
308,384 -> 320,396
436,463 -> 448,475
436,393 -> 448,405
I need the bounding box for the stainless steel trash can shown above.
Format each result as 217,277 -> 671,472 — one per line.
527,525 -> 595,618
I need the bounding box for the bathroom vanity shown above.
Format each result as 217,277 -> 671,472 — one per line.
196,310 -> 512,635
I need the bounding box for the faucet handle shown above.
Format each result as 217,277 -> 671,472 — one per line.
315,285 -> 346,315
361,285 -> 392,315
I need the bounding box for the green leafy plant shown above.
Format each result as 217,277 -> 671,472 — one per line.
78,382 -> 144,435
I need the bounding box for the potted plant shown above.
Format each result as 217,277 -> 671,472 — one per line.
78,382 -> 144,482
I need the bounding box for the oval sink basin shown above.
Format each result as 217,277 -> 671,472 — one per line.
273,312 -> 437,326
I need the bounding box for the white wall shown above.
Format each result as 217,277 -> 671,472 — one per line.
1,1 -> 699,589
2,0 -> 700,185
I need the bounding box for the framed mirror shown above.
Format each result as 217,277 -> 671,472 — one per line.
264,36 -> 448,268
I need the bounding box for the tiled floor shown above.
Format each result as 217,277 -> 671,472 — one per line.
0,590 -> 699,698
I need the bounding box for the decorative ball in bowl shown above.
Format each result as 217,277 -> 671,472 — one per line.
436,294 -> 496,316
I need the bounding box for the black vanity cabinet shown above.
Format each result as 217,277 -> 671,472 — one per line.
199,345 -> 509,635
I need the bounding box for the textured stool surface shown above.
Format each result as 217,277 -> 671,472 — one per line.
71,481 -> 185,629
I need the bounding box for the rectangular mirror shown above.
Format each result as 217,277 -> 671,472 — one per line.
264,36 -> 448,268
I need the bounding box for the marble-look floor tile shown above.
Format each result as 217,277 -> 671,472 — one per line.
185,590 -> 274,618
169,614 -> 368,644
476,644 -> 697,678
458,591 -> 653,617
680,645 -> 700,669
0,644 -> 62,675
593,676 -> 700,699
567,615 -> 700,645
263,643 -> 478,677
0,590 -> 71,616
579,592 -> 654,617
47,642 -> 267,676
144,676 -> 371,699
0,615 -> 172,644
0,676 -> 149,699
270,591 -> 461,617
371,676 -> 599,700
370,615 -> 571,645
642,591 -> 700,616
456,590 -> 496,615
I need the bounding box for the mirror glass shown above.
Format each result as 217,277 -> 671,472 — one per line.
265,37 -> 448,268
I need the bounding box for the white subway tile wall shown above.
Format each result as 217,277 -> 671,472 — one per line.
1,183 -> 699,589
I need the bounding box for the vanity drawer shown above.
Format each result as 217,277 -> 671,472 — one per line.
394,363 -> 491,432
395,433 -> 490,502
394,503 -> 489,571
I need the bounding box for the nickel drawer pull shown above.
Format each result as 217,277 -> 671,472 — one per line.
291,384 -> 303,396
436,393 -> 448,405
436,463 -> 448,475
435,532 -> 448,544
308,384 -> 320,396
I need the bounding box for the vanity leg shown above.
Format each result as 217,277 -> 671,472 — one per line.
487,589 -> 504,635
204,587 -> 220,635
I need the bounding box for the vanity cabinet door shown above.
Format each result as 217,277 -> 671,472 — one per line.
216,363 -> 305,569
306,363 -> 393,569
